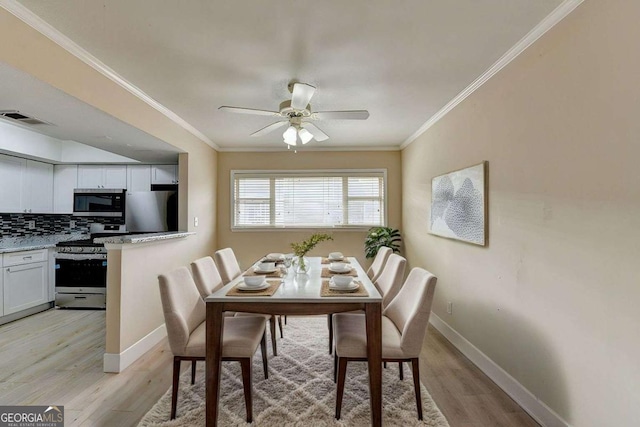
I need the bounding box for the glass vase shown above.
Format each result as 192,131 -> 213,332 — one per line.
294,256 -> 310,274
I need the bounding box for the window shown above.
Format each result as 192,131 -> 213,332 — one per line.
232,170 -> 386,229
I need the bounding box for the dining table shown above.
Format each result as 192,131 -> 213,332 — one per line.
205,256 -> 383,426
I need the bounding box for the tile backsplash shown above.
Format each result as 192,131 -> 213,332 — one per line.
0,213 -> 123,238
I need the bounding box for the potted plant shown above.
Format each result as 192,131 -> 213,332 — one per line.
364,227 -> 402,259
291,233 -> 333,273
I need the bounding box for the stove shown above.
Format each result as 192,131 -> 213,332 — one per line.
54,225 -> 126,309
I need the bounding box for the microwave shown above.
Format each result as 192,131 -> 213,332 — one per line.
73,189 -> 126,217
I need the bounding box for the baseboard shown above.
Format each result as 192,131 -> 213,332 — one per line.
103,323 -> 167,373
429,314 -> 569,427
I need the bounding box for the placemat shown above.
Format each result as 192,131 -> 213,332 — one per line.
321,257 -> 347,264
226,279 -> 282,297
321,267 -> 357,278
243,267 -> 286,278
320,280 -> 368,297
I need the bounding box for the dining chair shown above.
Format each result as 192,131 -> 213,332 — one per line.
366,246 -> 393,283
213,248 -> 284,352
333,267 -> 437,420
328,253 -> 407,354
158,266 -> 268,422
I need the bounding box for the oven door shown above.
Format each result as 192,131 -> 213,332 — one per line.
54,253 -> 107,294
73,189 -> 125,217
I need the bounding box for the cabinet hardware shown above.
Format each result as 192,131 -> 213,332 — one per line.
23,256 -> 32,260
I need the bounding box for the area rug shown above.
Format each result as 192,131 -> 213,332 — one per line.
139,316 -> 449,426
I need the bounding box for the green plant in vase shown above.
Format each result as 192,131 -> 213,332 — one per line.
291,233 -> 333,273
364,226 -> 402,259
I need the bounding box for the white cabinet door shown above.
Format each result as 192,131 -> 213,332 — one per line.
103,165 -> 127,189
0,256 -> 3,317
3,261 -> 48,316
25,160 -> 54,214
53,165 -> 78,214
151,165 -> 178,184
0,154 -> 26,213
126,165 -> 151,191
77,165 -> 104,188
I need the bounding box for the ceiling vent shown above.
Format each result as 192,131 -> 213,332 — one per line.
0,110 -> 52,126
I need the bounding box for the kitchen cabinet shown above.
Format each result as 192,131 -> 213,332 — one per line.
25,160 -> 54,213
0,155 -> 53,214
2,249 -> 49,316
53,164 -> 78,214
0,256 -> 3,317
127,165 -> 151,192
78,165 -> 127,189
151,165 -> 178,185
0,154 -> 25,213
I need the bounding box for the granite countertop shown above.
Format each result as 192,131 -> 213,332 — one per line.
94,231 -> 195,245
0,233 -> 89,254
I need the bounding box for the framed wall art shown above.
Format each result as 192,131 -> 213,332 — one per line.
430,161 -> 488,246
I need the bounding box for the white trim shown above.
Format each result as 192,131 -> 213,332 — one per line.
400,0 -> 585,149
429,313 -> 569,427
103,323 -> 167,373
0,0 -> 219,151
216,145 -> 400,152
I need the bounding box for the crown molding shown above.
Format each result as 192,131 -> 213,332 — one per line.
0,0 -> 220,151
216,144 -> 401,153
400,0 -> 584,150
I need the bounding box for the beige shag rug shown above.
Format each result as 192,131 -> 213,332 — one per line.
139,316 -> 449,426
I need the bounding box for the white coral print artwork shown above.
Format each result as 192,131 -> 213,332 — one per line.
430,162 -> 486,246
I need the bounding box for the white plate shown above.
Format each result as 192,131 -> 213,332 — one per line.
329,266 -> 351,273
329,280 -> 359,291
328,256 -> 344,261
237,281 -> 270,291
254,266 -> 278,274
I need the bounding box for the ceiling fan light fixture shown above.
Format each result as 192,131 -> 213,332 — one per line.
283,125 -> 297,145
298,128 -> 313,144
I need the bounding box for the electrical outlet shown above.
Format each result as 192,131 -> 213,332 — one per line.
69,220 -> 76,228
27,220 -> 36,229
194,216 -> 199,227
446,302 -> 453,315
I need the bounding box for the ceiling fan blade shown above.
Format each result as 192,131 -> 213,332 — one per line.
301,122 -> 329,141
250,121 -> 289,137
290,83 -> 316,110
313,110 -> 370,120
219,106 -> 280,116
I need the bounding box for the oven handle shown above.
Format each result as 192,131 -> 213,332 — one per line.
54,253 -> 107,261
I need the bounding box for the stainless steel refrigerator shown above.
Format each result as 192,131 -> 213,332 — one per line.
125,191 -> 178,232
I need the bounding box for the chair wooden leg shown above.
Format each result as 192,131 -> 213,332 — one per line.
191,360 -> 197,385
284,315 -> 287,325
399,361 -> 404,380
333,352 -> 338,383
328,314 -> 333,354
240,359 -> 253,423
171,357 -> 181,420
384,361 -> 387,368
335,357 -> 348,419
270,316 -> 278,356
277,315 -> 284,338
260,331 -> 269,379
411,358 -> 423,420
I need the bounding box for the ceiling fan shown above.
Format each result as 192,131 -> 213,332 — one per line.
219,82 -> 369,146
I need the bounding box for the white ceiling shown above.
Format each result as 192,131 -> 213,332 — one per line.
11,0 -> 564,151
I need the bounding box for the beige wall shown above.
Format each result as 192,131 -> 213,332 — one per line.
1,10 -> 218,359
402,1 -> 640,426
217,151 -> 401,269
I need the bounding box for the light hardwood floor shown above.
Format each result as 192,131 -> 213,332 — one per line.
0,309 -> 539,426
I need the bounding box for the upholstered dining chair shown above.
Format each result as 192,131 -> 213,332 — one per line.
333,267 -> 437,420
158,267 -> 268,422
328,253 -> 407,354
213,248 -> 284,352
366,246 -> 393,283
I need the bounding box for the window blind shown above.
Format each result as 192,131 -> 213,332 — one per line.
232,170 -> 386,229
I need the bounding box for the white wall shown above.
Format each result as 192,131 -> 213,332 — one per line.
402,1 -> 640,426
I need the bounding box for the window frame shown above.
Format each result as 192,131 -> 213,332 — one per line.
230,169 -> 388,231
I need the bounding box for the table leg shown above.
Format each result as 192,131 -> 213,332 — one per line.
206,302 -> 224,427
365,302 -> 382,427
